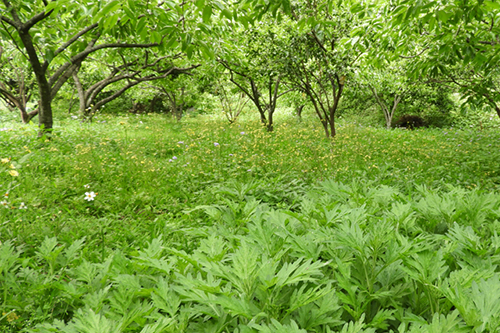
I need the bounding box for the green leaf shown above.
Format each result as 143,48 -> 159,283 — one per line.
136,17 -> 147,35
0,241 -> 19,275
221,8 -> 232,20
70,308 -> 119,332
164,36 -> 178,50
45,48 -> 55,64
97,0 -> 121,22
195,0 -> 206,11
282,0 -> 291,15
151,31 -> 162,44
202,5 -> 212,23
103,13 -> 120,30
437,10 -> 453,23
351,3 -> 364,14
186,44 -> 194,59
484,1 -> 500,10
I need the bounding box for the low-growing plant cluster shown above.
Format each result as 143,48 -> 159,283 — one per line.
0,113 -> 500,332
2,180 -> 500,332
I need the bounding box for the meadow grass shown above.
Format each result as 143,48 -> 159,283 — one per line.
1,111 -> 500,332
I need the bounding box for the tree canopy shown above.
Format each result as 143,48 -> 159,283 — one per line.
1,0 -> 499,135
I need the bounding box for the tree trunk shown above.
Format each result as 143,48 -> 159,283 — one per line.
320,119 -> 329,138
16,23 -> 53,136
256,106 -> 267,126
387,95 -> 402,129
37,82 -> 53,135
72,70 -> 87,117
267,109 -> 274,132
329,116 -> 336,137
175,104 -> 183,122
296,104 -> 305,120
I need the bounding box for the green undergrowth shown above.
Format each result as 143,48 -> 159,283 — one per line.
1,113 -> 500,332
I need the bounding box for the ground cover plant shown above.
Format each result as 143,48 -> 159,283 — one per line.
1,112 -> 500,332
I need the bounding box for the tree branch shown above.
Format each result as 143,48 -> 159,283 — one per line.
49,34 -> 100,88
52,23 -> 99,59
0,14 -> 17,28
399,47 -> 430,59
23,10 -> 53,31
69,41 -> 160,65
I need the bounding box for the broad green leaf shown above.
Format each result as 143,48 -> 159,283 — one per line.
195,0 -> 206,11
101,0 -> 121,17
45,48 -> 55,64
203,5 -> 212,23
221,8 -> 232,20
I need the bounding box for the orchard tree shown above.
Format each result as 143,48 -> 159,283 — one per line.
0,44 -> 36,121
358,65 -> 409,129
277,1 -> 367,137
0,0 -> 230,134
371,0 -> 500,119
217,21 -> 292,131
72,50 -> 199,121
215,75 -> 250,124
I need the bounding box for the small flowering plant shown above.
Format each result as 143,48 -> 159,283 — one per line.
1,200 -> 8,209
82,184 -> 98,202
84,192 -> 97,201
1,157 -> 18,178
1,157 -> 24,209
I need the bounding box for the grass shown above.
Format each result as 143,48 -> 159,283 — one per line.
1,110 -> 500,332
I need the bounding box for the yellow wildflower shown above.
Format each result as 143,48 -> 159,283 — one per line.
2,311 -> 19,322
8,170 -> 19,177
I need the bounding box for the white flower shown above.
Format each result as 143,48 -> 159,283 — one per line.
84,192 -> 97,201
19,202 -> 27,209
1,201 -> 8,208
214,142 -> 219,147
84,184 -> 90,188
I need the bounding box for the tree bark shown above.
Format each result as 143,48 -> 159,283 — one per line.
2,0 -> 53,135
72,69 -> 86,117
296,104 -> 305,119
17,26 -> 52,135
329,115 -> 336,137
